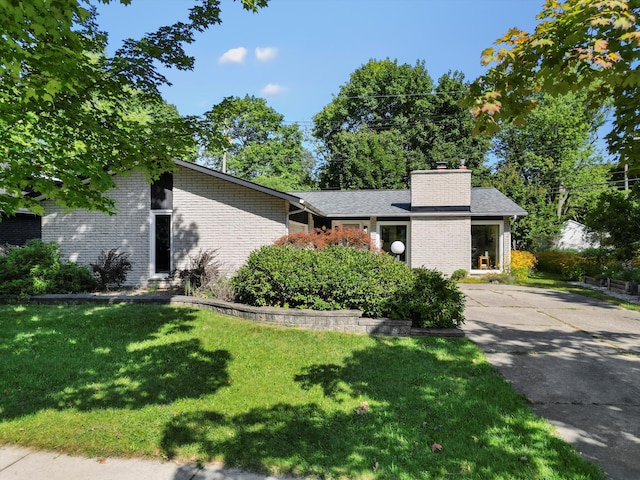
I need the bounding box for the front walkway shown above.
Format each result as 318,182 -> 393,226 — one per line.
460,283 -> 640,480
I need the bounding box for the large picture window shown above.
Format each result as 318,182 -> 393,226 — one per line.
471,222 -> 502,271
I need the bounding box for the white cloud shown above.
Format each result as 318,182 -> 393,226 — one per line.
255,47 -> 278,62
219,47 -> 248,64
261,83 -> 287,97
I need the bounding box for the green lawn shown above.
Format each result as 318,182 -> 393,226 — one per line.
522,273 -> 640,311
0,303 -> 604,479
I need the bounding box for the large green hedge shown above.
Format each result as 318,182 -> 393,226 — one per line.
0,240 -> 96,296
232,245 -> 465,328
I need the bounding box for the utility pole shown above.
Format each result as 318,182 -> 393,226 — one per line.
624,163 -> 629,190
625,163 -> 629,191
222,122 -> 229,174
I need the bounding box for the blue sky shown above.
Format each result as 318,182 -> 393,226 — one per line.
97,0 -> 545,131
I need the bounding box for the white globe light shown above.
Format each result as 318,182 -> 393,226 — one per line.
390,241 -> 405,255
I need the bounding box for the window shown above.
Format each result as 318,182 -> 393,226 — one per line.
150,173 -> 173,277
150,211 -> 172,276
471,222 -> 502,271
288,220 -> 308,234
331,220 -> 369,232
376,221 -> 410,263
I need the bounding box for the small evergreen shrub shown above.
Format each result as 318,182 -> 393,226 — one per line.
451,269 -> 468,281
50,262 -> 99,293
510,250 -> 537,282
91,249 -> 132,291
0,240 -> 96,296
172,249 -> 221,295
390,268 -> 465,329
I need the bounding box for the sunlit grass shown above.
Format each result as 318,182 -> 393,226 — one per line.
0,303 -> 604,479
522,272 -> 640,311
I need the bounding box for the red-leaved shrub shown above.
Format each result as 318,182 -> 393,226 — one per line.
275,226 -> 377,251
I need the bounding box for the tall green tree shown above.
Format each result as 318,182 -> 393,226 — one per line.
201,96 -> 315,191
469,0 -> 639,165
0,0 -> 268,216
313,59 -> 489,190
584,186 -> 640,259
489,92 -> 610,250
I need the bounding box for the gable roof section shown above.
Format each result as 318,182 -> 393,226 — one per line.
471,188 -> 527,216
174,160 -> 309,208
292,190 -> 411,217
292,188 -> 527,218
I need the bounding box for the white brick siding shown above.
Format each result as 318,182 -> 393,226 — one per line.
42,172 -> 151,286
410,169 -> 471,208
42,166 -> 290,287
502,217 -> 511,270
172,166 -> 288,276
410,216 -> 471,275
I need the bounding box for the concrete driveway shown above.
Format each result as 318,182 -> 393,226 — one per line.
460,283 -> 640,480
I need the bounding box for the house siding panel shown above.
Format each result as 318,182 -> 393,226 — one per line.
410,216 -> 471,275
172,166 -> 288,275
41,172 -> 151,286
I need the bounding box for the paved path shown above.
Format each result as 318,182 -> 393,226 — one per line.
460,283 -> 640,480
0,446 -> 297,480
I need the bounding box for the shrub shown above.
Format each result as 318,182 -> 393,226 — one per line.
50,262 -> 99,293
390,268 -> 465,329
450,269 -> 468,281
0,240 -> 96,296
510,250 -> 537,282
275,226 -> 376,251
233,245 -> 412,317
605,259 -> 640,282
91,249 -> 132,291
172,249 -> 221,295
233,245 -> 466,328
204,276 -> 236,301
535,249 -> 607,281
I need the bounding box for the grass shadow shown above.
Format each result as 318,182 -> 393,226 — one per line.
0,303 -> 230,417
161,337 -> 603,479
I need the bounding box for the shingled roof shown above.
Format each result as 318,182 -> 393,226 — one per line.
292,188 -> 526,218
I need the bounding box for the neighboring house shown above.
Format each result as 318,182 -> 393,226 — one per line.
555,219 -> 599,251
29,159 -> 525,286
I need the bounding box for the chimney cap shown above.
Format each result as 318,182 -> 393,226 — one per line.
435,161 -> 447,170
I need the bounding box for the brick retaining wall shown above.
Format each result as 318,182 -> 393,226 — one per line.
29,293 -> 464,337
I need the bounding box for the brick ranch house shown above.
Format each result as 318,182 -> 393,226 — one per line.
1,159 -> 526,286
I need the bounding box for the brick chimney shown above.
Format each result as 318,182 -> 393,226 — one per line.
410,164 -> 471,211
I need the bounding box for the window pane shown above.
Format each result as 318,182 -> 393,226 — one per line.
155,214 -> 171,274
380,225 -> 407,262
151,172 -> 173,210
472,224 -> 499,270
